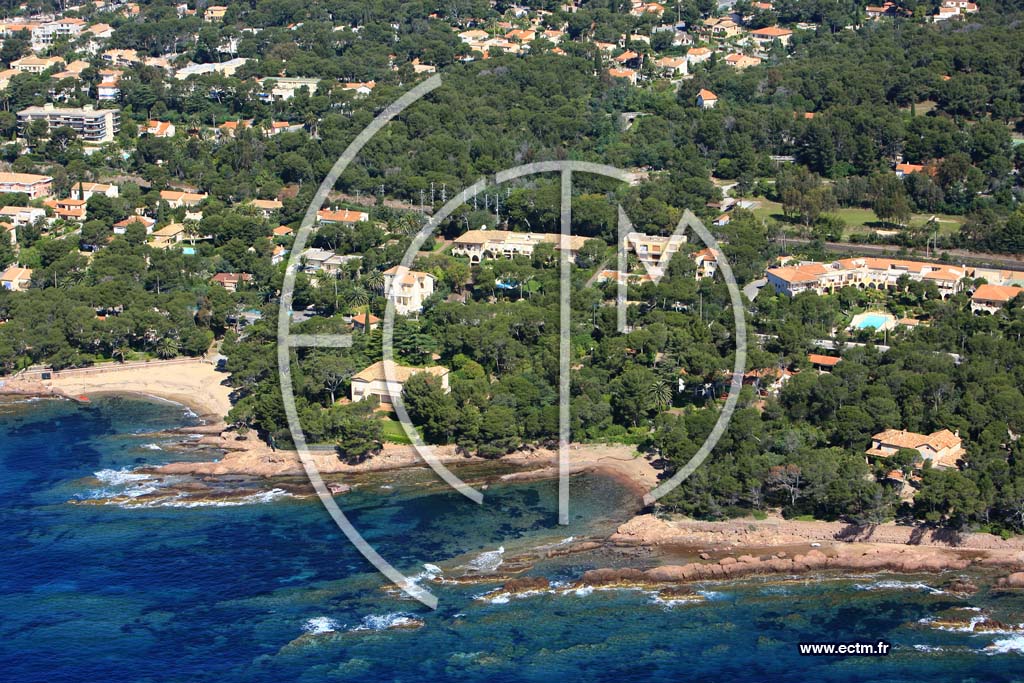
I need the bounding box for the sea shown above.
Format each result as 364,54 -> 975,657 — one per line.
1,397 -> 1023,683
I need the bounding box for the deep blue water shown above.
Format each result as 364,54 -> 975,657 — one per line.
1,398 -> 1023,683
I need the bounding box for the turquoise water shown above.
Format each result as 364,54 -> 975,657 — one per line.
1,398 -> 1023,682
855,314 -> 890,329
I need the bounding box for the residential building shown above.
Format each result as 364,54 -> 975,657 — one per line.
316,208 -> 369,224
249,198 -> 283,218
113,215 -> 156,235
31,18 -> 86,50
0,206 -> 46,234
702,17 -> 742,39
750,26 -> 793,47
298,247 -> 361,275
272,225 -> 294,238
350,360 -> 450,405
608,67 -> 638,85
866,428 -> 964,469
44,197 -> 87,221
0,68 -> 21,89
344,80 -> 376,96
766,257 -> 969,298
451,229 -> 588,263
210,272 -> 253,292
725,53 -> 762,69
204,5 -> 228,21
144,120 -> 175,137
18,104 -> 120,143
97,73 -> 121,101
11,56 -> 64,74
382,266 -> 435,315
271,244 -> 289,265
808,353 -> 841,371
101,49 -> 140,67
654,55 -> 687,76
258,76 -> 319,101
865,1 -> 910,18
159,189 -> 208,208
173,58 -> 248,80
70,182 -> 118,200
693,248 -> 719,278
743,366 -> 792,396
894,162 -> 932,178
0,265 -> 32,291
351,312 -> 380,332
971,284 -> 1024,314
625,231 -> 687,277
0,172 -> 53,199
149,222 -> 187,247
218,119 -> 253,137
687,47 -> 713,66
697,88 -> 718,109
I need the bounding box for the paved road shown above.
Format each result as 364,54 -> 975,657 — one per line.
743,278 -> 767,301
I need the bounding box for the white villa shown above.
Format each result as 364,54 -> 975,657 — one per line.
350,360 -> 450,406
382,266 -> 435,315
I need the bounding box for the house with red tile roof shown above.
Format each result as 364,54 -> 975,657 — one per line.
971,284 -> 1024,314
867,428 -> 964,469
317,208 -> 369,224
697,88 -> 718,109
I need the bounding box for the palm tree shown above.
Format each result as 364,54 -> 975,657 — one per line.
112,345 -> 131,364
304,111 -> 319,138
347,286 -> 371,333
155,336 -> 180,359
651,379 -> 673,411
364,270 -> 386,295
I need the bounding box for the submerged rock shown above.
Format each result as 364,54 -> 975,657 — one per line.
503,577 -> 550,593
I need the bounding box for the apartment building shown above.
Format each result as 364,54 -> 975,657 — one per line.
0,172 -> 53,199
624,231 -> 687,277
18,104 -> 120,143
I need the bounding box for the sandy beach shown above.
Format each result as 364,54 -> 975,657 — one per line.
0,359 -> 233,422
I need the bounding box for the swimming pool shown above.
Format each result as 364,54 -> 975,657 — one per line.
854,313 -> 889,329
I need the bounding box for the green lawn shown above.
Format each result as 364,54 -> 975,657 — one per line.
747,199 -> 964,238
380,418 -> 413,444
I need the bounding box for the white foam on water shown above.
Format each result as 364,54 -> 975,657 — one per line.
94,468 -> 152,486
140,443 -> 163,451
303,617 -> 341,635
696,590 -> 728,601
349,613 -> 421,632
853,580 -> 943,595
986,635 -> 1024,655
120,488 -> 293,508
466,546 -> 504,572
913,644 -> 945,653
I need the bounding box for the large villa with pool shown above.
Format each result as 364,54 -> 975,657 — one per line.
766,257 -> 970,298
766,257 -> 1024,301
